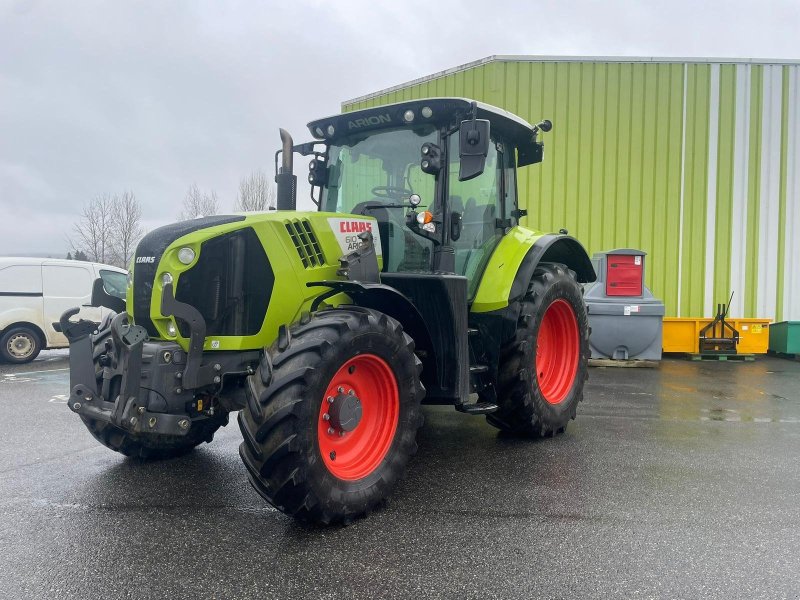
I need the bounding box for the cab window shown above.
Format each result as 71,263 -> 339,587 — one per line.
323,126 -> 437,272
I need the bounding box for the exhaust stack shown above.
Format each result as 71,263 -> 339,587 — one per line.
275,128 -> 296,210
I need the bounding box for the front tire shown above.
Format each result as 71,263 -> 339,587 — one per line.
486,262 -> 589,436
0,326 -> 42,364
238,306 -> 424,525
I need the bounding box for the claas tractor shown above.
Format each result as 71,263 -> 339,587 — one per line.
60,98 -> 596,524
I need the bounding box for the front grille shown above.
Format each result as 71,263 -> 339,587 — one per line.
132,214 -> 246,337
175,227 -> 273,337
285,219 -> 324,268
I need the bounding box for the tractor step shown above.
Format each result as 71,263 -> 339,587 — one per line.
455,401 -> 498,415
469,364 -> 488,374
468,327 -> 479,336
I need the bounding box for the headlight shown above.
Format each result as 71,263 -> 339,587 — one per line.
177,247 -> 195,265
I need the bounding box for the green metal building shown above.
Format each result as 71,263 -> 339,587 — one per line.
342,56 -> 800,320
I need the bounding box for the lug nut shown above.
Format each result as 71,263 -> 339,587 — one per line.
323,413 -> 330,421
163,351 -> 172,363
213,375 -> 221,384
327,427 -> 335,435
73,402 -> 81,410
138,406 -> 146,415
338,431 -> 345,437
178,419 -> 189,429
329,451 -> 336,460
214,363 -> 221,372
348,389 -> 354,395
327,396 -> 334,403
175,372 -> 182,379
337,386 -> 344,393
148,417 -> 157,428
129,417 -> 138,426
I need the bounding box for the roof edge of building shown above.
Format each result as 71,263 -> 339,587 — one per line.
342,54 -> 800,107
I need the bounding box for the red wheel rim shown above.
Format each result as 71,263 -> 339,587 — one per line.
318,354 -> 399,481
535,298 -> 580,404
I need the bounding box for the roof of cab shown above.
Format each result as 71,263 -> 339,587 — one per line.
307,97 -> 537,150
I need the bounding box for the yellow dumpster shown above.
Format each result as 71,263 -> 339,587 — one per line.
662,318 -> 771,354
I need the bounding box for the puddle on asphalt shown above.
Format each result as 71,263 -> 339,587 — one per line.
593,358 -> 800,424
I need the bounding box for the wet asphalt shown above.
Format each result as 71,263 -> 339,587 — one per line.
1,351 -> 799,599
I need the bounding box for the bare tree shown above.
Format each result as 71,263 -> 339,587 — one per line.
71,192 -> 144,268
235,170 -> 275,212
110,191 -> 143,266
180,183 -> 219,220
71,193 -> 115,264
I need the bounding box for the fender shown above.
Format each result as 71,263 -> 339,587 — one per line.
508,234 -> 596,305
471,227 -> 596,314
307,279 -> 439,393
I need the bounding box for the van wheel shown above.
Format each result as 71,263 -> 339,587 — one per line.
0,326 -> 42,363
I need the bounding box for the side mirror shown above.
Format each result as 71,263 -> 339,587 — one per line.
458,119 -> 490,181
90,278 -> 126,314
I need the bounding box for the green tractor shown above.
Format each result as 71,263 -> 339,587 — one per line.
61,98 -> 595,524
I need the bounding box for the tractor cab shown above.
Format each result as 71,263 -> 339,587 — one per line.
293,98 -> 551,298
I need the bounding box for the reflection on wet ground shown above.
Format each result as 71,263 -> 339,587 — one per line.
586,357 -> 800,423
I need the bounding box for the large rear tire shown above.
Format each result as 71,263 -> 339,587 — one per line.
238,306 -> 424,525
77,314 -> 228,459
486,262 -> 589,436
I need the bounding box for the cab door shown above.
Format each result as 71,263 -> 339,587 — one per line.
448,136 -> 504,298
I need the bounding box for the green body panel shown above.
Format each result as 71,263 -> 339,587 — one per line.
127,211 -> 379,352
471,226 -> 544,313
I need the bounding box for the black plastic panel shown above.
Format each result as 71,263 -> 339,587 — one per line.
175,228 -> 273,337
381,272 -> 469,402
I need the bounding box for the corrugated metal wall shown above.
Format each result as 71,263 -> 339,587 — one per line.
343,56 -> 800,320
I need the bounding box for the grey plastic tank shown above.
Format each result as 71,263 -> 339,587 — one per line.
583,249 -> 665,361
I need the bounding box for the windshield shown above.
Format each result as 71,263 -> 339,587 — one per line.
322,125 -> 437,213
322,126 -> 438,272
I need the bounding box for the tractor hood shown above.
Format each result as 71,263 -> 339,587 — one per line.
127,211 -> 377,352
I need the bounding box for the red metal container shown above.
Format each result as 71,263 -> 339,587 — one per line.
605,252 -> 644,297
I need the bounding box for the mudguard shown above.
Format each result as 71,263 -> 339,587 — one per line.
472,227 -> 595,313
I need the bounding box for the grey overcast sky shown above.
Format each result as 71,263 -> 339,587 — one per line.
1,0 -> 798,256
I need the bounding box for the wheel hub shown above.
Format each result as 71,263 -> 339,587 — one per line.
8,334 -> 33,359
329,391 -> 362,432
318,354 -> 400,481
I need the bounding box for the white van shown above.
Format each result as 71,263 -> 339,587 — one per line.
0,258 -> 127,363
